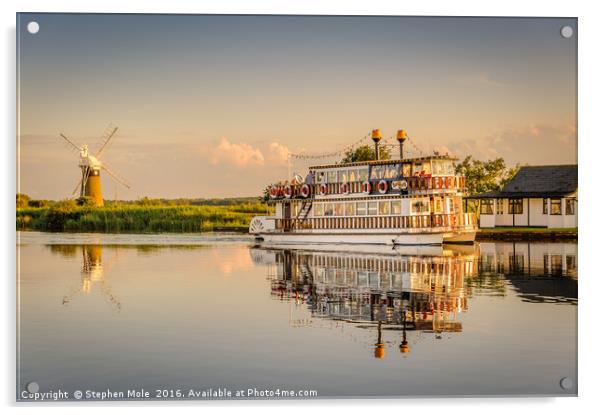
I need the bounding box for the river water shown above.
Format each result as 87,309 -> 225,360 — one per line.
17,231 -> 577,400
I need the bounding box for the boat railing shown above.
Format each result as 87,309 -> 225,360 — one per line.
275,213 -> 477,231
268,175 -> 467,200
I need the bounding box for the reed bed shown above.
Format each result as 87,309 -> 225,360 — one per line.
16,201 -> 271,233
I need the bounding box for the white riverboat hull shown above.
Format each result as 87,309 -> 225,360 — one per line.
255,231 -> 444,246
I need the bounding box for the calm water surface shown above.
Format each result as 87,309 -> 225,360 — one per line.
17,232 -> 577,399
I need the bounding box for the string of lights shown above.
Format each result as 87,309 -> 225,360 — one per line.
288,133 -> 371,160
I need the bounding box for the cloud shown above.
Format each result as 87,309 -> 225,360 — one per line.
447,122 -> 577,165
197,138 -> 293,169
205,137 -> 265,168
266,142 -> 291,166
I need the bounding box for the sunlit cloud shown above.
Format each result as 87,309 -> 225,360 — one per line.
448,122 -> 577,165
204,137 -> 265,168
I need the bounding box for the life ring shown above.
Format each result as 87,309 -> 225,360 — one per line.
399,179 -> 408,191
269,186 -> 278,198
377,180 -> 388,194
300,184 -> 311,198
361,181 -> 371,194
283,185 -> 293,198
318,183 -> 328,195
340,183 -> 350,194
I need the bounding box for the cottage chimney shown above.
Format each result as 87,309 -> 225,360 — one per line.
396,130 -> 408,159
371,129 -> 382,160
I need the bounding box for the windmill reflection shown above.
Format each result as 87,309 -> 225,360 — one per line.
52,245 -> 122,311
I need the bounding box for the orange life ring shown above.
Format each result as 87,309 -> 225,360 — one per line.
318,183 -> 328,195
377,180 -> 388,194
362,181 -> 371,194
283,185 -> 293,198
300,184 -> 311,198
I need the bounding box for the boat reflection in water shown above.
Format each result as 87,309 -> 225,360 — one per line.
251,242 -> 577,359
251,243 -> 478,359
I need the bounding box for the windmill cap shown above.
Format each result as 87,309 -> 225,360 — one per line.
371,129 -> 382,141
397,130 -> 408,141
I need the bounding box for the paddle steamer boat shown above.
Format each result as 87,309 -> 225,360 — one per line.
249,129 -> 477,245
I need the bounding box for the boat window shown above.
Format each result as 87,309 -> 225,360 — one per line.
356,202 -> 367,215
335,203 -> 344,216
566,198 -> 575,215
413,162 -> 423,175
480,199 -> 494,215
370,165 -> 385,180
497,199 -> 504,214
339,170 -> 348,183
422,161 -> 432,175
432,160 -> 455,176
391,200 -> 401,214
358,169 -> 369,181
327,171 -> 338,183
324,203 -> 334,216
367,202 -> 378,215
384,164 -> 400,179
550,198 -> 562,215
316,171 -> 325,183
411,199 -> 429,214
314,203 -> 324,216
434,197 -> 444,213
402,163 -> 411,177
509,198 -> 524,214
378,201 -> 390,215
348,170 -> 357,182
345,202 -> 356,216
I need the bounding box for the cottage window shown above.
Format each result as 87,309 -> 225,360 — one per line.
550,198 -> 562,215
566,198 -> 575,215
345,202 -> 356,216
314,204 -> 324,216
378,201 -> 390,215
367,202 -> 378,215
509,198 -> 523,214
543,198 -> 548,214
391,200 -> 402,215
356,202 -> 367,216
496,199 -> 504,214
480,199 -> 494,215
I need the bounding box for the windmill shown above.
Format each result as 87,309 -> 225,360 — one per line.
58,125 -> 130,206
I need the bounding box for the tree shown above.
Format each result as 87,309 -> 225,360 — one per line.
341,145 -> 391,163
455,156 -> 519,195
16,193 -> 30,209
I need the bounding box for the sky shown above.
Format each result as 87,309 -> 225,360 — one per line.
17,14 -> 577,199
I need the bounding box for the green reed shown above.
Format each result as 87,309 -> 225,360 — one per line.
16,201 -> 272,233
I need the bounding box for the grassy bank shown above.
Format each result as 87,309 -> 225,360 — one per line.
476,227 -> 577,241
17,200 -> 271,233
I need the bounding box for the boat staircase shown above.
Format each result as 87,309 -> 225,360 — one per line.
295,201 -> 313,227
